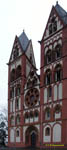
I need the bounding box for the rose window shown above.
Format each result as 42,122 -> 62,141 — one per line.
25,88 -> 39,107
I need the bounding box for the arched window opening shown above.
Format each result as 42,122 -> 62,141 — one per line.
34,111 -> 39,118
25,113 -> 29,119
30,54 -> 33,63
15,45 -> 19,57
55,65 -> 62,82
54,105 -> 61,119
32,77 -> 37,86
16,65 -> 21,79
10,69 -> 15,82
45,69 -> 51,85
10,87 -> 14,98
45,108 -> 50,120
16,115 -> 20,125
48,86 -> 52,98
55,105 -> 61,113
49,24 -> 52,35
45,127 -> 50,136
27,79 -> 33,88
30,111 -> 33,118
53,20 -> 57,32
13,50 -> 16,59
46,50 -> 51,64
16,130 -> 20,137
16,85 -> 21,96
55,44 -> 61,59
24,112 -> 29,123
49,16 -> 57,35
13,45 -> 19,59
10,116 -> 14,125
16,98 -> 19,109
30,70 -> 34,77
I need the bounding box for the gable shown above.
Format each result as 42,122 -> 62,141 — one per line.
9,36 -> 23,63
9,31 -> 30,63
42,4 -> 66,41
24,69 -> 40,91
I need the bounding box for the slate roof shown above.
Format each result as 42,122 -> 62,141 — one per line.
18,30 -> 29,51
55,2 -> 67,24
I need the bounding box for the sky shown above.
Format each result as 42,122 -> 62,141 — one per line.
0,0 -> 67,108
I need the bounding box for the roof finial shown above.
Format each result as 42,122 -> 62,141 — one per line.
23,29 -> 25,33
56,1 -> 58,5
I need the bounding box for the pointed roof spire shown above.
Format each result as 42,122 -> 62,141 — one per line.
18,30 -> 29,51
55,3 -> 67,24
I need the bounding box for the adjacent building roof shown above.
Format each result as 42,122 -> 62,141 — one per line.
18,30 -> 30,51
55,2 -> 67,24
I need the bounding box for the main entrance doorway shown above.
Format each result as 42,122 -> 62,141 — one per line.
25,126 -> 38,147
31,132 -> 36,147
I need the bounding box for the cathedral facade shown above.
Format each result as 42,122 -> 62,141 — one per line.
8,2 -> 67,148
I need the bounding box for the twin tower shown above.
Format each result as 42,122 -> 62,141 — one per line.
8,2 -> 67,148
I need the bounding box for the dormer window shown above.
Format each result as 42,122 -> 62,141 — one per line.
49,16 -> 57,35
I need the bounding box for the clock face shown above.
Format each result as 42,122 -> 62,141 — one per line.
25,88 -> 39,107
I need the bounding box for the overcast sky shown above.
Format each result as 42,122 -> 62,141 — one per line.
0,0 -> 67,108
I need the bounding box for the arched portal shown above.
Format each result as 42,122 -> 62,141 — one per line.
25,126 -> 38,147
31,132 -> 36,146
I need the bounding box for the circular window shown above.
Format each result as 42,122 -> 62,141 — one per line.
25,88 -> 39,107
